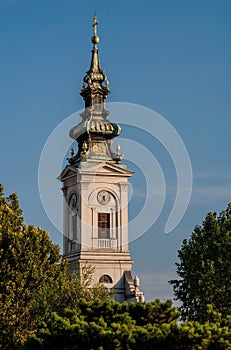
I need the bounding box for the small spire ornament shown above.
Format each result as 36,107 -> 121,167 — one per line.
82,141 -> 87,152
92,16 -> 100,46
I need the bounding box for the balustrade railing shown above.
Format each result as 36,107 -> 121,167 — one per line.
98,239 -> 117,249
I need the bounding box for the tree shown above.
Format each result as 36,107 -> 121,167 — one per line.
23,299 -> 180,350
0,185 -> 107,349
170,204 -> 231,322
0,185 -> 68,348
24,300 -> 231,350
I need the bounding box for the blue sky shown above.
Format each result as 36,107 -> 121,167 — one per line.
0,0 -> 230,301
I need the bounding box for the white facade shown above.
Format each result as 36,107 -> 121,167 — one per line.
59,161 -> 144,302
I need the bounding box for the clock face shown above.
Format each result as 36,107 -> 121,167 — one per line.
69,193 -> 77,208
97,190 -> 111,205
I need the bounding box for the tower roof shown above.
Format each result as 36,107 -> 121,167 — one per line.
68,17 -> 122,167
80,16 -> 110,107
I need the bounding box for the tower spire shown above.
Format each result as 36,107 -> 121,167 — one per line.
68,17 -> 122,166
80,15 -> 109,108
89,16 -> 101,73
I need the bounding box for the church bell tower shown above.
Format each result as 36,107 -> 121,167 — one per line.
58,17 -> 144,302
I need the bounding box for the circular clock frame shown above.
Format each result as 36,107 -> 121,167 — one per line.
69,192 -> 77,208
97,190 -> 111,205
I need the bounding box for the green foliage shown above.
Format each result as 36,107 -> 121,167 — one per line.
128,298 -> 180,326
170,204 -> 231,322
2,186 -> 231,349
0,186 -> 107,349
24,299 -> 231,350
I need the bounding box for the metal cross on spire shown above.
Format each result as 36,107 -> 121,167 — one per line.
92,15 -> 98,36
91,15 -> 100,46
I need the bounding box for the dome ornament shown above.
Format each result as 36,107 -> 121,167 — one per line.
81,141 -> 88,159
70,148 -> 74,157
92,15 -> 100,47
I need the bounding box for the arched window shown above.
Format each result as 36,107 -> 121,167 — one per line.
99,274 -> 113,283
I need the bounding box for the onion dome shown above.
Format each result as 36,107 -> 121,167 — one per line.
68,16 -> 122,166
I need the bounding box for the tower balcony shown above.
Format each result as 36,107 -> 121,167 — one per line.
97,238 -> 118,249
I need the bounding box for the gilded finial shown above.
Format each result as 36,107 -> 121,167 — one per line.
92,16 -> 100,46
116,144 -> 121,155
82,141 -> 88,152
70,148 -> 74,157
81,141 -> 88,159
115,144 -> 123,163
